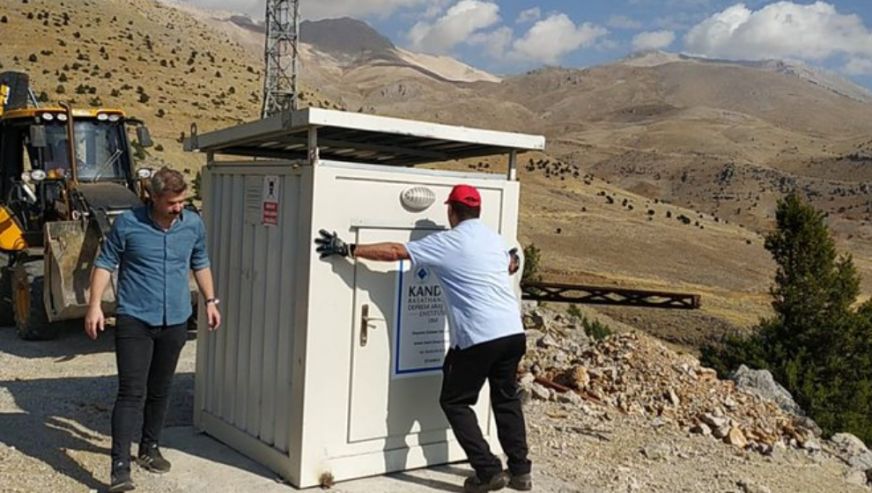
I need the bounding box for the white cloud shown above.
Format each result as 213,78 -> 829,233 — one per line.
407,0 -> 501,54
510,14 -> 608,64
630,0 -> 714,7
516,7 -> 541,25
684,2 -> 872,61
844,57 -> 872,75
632,30 -> 676,51
419,0 -> 453,20
607,15 -> 642,30
469,26 -> 514,59
175,0 -> 429,20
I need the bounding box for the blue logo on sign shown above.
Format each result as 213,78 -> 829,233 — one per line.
417,268 -> 429,281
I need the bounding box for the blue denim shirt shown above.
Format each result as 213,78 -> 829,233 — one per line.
94,206 -> 210,326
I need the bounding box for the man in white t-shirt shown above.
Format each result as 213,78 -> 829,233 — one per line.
315,184 -> 532,493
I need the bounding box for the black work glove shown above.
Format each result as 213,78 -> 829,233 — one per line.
508,247 -> 520,275
315,229 -> 351,259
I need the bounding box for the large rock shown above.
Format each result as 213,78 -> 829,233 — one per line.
830,433 -> 872,470
731,365 -> 804,416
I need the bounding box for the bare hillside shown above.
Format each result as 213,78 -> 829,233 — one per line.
5,0 -> 872,344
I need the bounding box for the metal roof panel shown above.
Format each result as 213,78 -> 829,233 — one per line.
184,108 -> 545,166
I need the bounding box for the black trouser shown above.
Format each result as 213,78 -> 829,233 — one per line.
440,333 -> 531,481
111,315 -> 187,471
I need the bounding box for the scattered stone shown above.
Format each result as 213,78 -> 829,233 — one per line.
844,469 -> 868,487
557,391 -> 583,405
726,427 -> 748,448
521,305 -> 824,458
531,383 -> 551,401
712,424 -> 730,440
794,416 -> 823,437
701,413 -> 728,430
520,372 -> 536,387
737,479 -> 772,493
667,389 -> 680,407
525,310 -> 547,331
641,442 -> 671,461
800,437 -> 821,453
537,334 -> 559,349
690,423 -> 712,436
830,433 -> 872,470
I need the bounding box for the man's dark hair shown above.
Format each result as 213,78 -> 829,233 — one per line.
450,202 -> 481,221
149,167 -> 187,197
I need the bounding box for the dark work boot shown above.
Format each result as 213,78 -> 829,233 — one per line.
108,461 -> 135,492
463,471 -> 509,493
136,443 -> 171,474
508,472 -> 533,491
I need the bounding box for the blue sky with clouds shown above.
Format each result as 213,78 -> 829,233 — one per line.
188,1 -> 872,89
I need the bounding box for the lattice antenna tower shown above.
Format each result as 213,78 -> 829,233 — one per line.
262,0 -> 300,118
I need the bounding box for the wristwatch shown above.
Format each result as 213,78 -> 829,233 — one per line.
205,298 -> 220,306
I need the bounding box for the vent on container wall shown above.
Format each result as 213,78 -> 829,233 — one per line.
400,186 -> 437,212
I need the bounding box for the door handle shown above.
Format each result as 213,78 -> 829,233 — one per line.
360,304 -> 384,347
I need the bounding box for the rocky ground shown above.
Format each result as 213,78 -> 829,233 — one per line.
519,306 -> 872,492
1,308 -> 871,492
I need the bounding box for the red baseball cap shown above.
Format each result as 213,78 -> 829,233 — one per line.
445,184 -> 481,207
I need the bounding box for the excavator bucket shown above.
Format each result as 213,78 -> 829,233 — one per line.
43,220 -> 116,322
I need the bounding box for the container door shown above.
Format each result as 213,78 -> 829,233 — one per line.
348,227 -> 491,445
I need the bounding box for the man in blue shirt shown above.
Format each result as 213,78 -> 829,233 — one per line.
316,184 -> 532,493
85,167 -> 221,493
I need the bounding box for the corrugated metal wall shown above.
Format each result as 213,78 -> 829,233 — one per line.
201,168 -> 301,453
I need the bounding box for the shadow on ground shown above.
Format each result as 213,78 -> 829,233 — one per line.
0,323 -> 196,361
0,372 -> 194,490
0,323 -> 115,360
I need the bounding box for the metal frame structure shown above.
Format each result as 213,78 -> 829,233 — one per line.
262,0 -> 300,118
185,107 -> 544,176
522,281 -> 701,309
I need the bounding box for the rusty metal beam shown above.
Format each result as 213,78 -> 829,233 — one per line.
521,281 -> 701,310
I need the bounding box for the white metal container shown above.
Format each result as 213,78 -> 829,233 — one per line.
188,109 -> 544,488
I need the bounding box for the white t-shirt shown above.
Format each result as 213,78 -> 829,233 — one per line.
405,219 -> 523,349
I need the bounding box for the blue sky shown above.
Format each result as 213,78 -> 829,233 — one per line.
188,1 -> 872,89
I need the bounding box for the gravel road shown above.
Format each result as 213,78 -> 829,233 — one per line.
0,323 -> 868,493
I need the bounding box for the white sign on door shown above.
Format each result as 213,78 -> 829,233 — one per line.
392,261 -> 449,378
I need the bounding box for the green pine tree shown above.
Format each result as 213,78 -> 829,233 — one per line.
702,194 -> 872,442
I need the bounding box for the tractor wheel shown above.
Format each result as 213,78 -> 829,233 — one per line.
12,260 -> 60,340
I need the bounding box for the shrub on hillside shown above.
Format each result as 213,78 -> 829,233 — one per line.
567,304 -> 613,341
702,194 -> 872,443
191,170 -> 202,202
522,243 -> 541,284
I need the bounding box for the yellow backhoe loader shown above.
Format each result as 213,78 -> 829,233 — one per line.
0,71 -> 156,339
